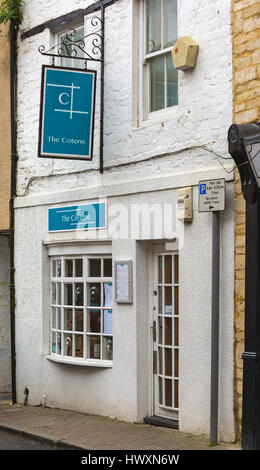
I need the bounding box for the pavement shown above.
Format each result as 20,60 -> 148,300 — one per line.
0,393 -> 241,451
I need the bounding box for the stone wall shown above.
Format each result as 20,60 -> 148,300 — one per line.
0,236 -> 11,393
0,21 -> 11,231
232,0 -> 260,438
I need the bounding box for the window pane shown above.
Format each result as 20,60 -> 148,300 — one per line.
174,348 -> 179,377
57,307 -> 61,330
174,286 -> 179,315
158,316 -> 163,344
104,309 -> 113,335
174,317 -> 179,346
57,333 -> 61,354
158,286 -> 162,314
64,308 -> 73,331
163,0 -> 177,48
165,348 -> 172,376
88,336 -> 100,359
51,283 -> 56,304
57,283 -> 61,305
158,256 -> 162,283
103,337 -> 113,360
56,259 -> 61,277
65,260 -> 73,277
64,284 -> 73,305
165,286 -> 172,311
146,0 -> 161,53
52,260 -> 56,277
165,317 -> 172,345
165,378 -> 172,407
75,309 -> 84,332
166,53 -> 178,107
89,259 -> 101,277
52,332 -> 56,353
87,283 -> 101,306
75,259 -> 83,277
104,283 -> 113,308
158,376 -> 163,404
75,283 -> 84,306
75,335 -> 84,358
88,309 -> 101,333
60,27 -> 85,69
164,255 -> 172,283
64,333 -> 73,356
158,346 -> 163,374
104,258 -> 112,277
174,379 -> 179,408
52,308 -> 56,329
174,254 -> 179,283
150,55 -> 165,112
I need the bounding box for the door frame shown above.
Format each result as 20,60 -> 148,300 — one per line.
148,242 -> 179,422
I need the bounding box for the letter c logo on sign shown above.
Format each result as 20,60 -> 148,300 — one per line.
59,92 -> 70,105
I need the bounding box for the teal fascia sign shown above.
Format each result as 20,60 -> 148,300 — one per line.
48,202 -> 106,232
39,65 -> 96,160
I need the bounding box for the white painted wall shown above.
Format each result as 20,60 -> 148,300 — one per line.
15,0 -> 235,441
16,0 -> 233,197
0,236 -> 11,393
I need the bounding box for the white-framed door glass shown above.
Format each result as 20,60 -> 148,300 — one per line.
152,251 -> 179,419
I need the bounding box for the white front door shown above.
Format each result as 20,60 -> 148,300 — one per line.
152,250 -> 179,420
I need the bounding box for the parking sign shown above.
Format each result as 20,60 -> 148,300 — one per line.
198,179 -> 225,212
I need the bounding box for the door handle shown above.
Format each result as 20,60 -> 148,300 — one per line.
151,320 -> 156,342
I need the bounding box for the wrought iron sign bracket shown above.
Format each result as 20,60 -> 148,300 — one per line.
38,8 -> 105,173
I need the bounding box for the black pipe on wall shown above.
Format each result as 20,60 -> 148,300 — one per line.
9,20 -> 18,405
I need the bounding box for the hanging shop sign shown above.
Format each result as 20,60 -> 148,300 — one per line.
38,65 -> 96,160
48,202 -> 106,232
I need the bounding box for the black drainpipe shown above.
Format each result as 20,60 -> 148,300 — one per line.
9,19 -> 18,405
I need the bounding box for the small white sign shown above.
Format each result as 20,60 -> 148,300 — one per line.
115,261 -> 133,304
198,179 -> 225,212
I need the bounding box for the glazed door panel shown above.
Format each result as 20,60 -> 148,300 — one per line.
152,252 -> 179,420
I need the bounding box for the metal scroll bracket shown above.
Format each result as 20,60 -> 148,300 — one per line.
38,8 -> 105,174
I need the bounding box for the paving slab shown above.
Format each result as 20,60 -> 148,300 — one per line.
0,394 -> 240,451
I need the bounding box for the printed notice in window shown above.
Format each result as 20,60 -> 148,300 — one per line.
104,283 -> 113,308
104,310 -> 113,335
115,261 -> 133,303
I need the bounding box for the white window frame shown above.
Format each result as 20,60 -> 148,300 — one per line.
46,243 -> 113,368
136,0 -> 178,125
52,23 -> 85,69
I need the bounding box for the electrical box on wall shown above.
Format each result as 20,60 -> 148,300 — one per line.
171,36 -> 199,71
177,187 -> 193,222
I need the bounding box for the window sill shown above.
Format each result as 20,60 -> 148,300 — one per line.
46,354 -> 113,368
134,105 -> 179,130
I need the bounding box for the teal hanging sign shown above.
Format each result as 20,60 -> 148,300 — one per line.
39,65 -> 96,160
48,202 -> 106,232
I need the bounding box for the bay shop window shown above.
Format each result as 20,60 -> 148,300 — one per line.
50,255 -> 113,365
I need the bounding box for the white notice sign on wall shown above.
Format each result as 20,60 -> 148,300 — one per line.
198,179 -> 225,212
115,261 -> 133,304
